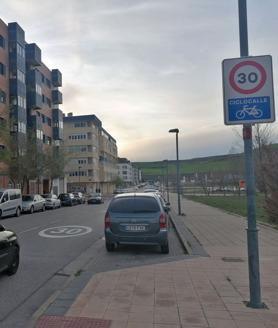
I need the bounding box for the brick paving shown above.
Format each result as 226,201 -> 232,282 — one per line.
35,195 -> 278,327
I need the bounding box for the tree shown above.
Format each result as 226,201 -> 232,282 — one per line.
43,145 -> 68,192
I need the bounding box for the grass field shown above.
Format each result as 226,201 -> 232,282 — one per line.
186,194 -> 274,226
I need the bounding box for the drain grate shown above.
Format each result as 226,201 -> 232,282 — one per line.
35,315 -> 111,328
222,257 -> 244,262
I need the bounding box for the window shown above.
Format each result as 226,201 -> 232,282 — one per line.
47,118 -> 51,126
109,196 -> 160,213
41,73 -> 45,83
0,35 -> 5,48
46,97 -> 51,107
0,63 -> 6,76
0,90 -> 6,104
36,84 -> 42,96
42,94 -> 45,103
74,122 -> 86,128
18,122 -> 26,134
17,44 -> 25,58
17,70 -> 25,83
46,78 -> 51,88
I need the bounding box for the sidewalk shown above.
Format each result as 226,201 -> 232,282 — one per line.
34,195 -> 278,328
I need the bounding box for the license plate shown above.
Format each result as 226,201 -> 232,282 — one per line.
125,225 -> 146,231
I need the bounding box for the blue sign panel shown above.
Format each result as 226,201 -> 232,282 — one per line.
228,96 -> 271,122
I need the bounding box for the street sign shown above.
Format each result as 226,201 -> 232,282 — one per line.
222,55 -> 275,125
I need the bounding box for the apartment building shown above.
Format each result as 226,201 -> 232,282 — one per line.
117,158 -> 134,186
0,19 -> 64,192
63,114 -> 118,194
0,19 -> 9,187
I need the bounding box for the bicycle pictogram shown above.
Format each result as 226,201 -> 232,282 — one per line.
235,105 -> 263,120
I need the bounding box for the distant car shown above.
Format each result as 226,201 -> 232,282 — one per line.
22,194 -> 46,213
0,224 -> 20,275
72,192 -> 85,204
87,193 -> 103,204
58,193 -> 78,206
104,193 -> 169,253
41,194 -> 61,209
144,188 -> 158,193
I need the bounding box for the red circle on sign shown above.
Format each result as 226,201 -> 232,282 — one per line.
229,60 -> 267,94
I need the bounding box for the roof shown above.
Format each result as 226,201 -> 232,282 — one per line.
63,114 -> 102,128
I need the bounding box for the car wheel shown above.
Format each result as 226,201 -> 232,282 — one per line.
42,205 -> 46,212
106,241 -> 115,252
161,243 -> 169,254
30,206 -> 34,214
16,207 -> 21,217
6,248 -> 19,276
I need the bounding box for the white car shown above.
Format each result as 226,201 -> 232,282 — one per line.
41,194 -> 61,209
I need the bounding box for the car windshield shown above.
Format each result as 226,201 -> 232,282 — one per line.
109,197 -> 160,213
90,193 -> 100,197
22,195 -> 34,201
41,194 -> 51,198
0,192 -> 3,199
60,194 -> 69,200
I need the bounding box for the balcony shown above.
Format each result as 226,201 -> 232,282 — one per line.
52,90 -> 63,105
26,69 -> 42,109
25,43 -> 41,67
52,108 -> 63,140
51,69 -> 62,87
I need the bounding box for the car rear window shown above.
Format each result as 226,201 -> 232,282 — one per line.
22,195 -> 33,201
109,197 -> 160,213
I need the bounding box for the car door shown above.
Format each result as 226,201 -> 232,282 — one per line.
1,192 -> 10,217
0,228 -> 10,272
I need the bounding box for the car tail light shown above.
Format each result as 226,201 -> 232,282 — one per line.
105,211 -> 111,228
159,213 -> 167,229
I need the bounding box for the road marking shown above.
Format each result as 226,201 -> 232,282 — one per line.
19,226 -> 42,235
38,225 -> 92,238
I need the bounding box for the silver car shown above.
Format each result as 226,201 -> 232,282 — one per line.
104,193 -> 169,253
41,194 -> 61,209
22,194 -> 46,213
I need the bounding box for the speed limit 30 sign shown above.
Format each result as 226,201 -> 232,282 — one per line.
222,55 -> 275,125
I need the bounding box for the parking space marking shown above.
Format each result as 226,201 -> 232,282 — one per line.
38,225 -> 92,238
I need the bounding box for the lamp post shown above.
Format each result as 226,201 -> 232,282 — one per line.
163,159 -> 169,203
169,128 -> 181,215
78,166 -> 81,190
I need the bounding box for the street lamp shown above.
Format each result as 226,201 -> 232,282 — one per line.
163,159 -> 169,203
169,128 -> 181,215
78,166 -> 81,191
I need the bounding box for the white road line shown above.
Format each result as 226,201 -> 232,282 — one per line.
18,226 -> 41,235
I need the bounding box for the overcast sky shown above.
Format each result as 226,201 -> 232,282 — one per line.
1,0 -> 278,161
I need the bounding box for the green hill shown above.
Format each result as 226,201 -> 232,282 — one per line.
134,153 -> 244,177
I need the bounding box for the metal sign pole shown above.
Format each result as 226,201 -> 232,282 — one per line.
238,0 -> 263,308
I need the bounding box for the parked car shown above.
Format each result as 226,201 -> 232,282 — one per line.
0,189 -> 22,218
22,194 -> 46,213
41,194 -> 61,209
0,224 -> 20,275
104,193 -> 169,253
58,193 -> 79,206
87,193 -> 103,204
72,192 -> 85,204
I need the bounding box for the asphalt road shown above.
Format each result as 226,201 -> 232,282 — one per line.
0,199 -> 186,328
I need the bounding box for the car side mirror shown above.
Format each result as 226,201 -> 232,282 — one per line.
0,224 -> 5,232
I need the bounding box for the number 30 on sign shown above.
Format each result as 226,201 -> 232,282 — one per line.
222,55 -> 275,125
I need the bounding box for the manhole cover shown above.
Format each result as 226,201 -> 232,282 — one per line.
222,257 -> 244,262
35,316 -> 111,328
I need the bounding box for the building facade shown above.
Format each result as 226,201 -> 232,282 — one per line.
117,158 -> 134,186
0,18 -> 64,192
63,114 -> 118,194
